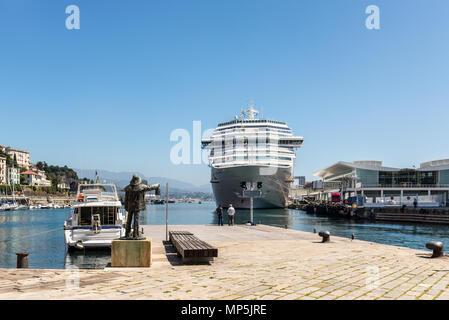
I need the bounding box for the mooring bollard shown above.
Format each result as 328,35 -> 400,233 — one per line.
16,252 -> 29,268
284,225 -> 288,229
426,242 -> 444,258
351,233 -> 355,240
318,231 -> 330,243
313,228 -> 316,233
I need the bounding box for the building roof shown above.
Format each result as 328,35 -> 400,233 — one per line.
21,171 -> 38,175
313,161 -> 400,179
5,147 -> 29,153
419,159 -> 449,171
314,159 -> 449,180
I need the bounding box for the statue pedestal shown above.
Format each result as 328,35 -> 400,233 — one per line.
111,238 -> 152,267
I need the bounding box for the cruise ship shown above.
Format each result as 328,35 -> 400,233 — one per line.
201,106 -> 303,209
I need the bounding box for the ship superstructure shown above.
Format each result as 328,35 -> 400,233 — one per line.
202,105 -> 303,208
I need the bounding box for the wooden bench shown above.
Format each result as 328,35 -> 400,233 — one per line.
169,230 -> 218,264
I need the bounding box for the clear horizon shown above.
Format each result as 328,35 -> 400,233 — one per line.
1,0 -> 449,186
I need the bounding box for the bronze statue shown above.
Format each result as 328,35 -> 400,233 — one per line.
123,174 -> 160,239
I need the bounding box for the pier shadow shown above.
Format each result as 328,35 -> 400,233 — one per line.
416,253 -> 434,259
415,253 -> 449,260
162,241 -> 183,266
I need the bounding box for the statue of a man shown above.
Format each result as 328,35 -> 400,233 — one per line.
123,174 -> 160,239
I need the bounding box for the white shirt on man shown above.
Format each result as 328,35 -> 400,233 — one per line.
227,207 -> 235,216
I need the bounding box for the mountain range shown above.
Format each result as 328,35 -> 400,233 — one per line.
74,169 -> 212,194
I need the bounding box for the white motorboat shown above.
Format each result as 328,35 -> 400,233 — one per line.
2,203 -> 18,211
64,184 -> 126,250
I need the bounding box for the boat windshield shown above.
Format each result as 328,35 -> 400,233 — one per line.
80,185 -> 115,193
78,184 -> 117,200
77,206 -> 118,225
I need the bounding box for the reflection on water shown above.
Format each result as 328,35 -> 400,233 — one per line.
65,250 -> 111,269
2,202 -> 449,269
0,208 -> 71,269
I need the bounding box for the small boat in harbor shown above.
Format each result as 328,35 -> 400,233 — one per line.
2,203 -> 17,211
64,184 -> 126,250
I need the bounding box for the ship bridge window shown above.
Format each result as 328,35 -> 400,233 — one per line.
79,207 -> 92,225
78,206 -> 117,226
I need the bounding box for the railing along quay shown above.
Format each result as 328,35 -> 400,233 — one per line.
289,201 -> 449,225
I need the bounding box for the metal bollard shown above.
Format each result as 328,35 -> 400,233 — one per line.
313,228 -> 316,233
318,231 -> 330,243
16,252 -> 29,268
426,242 -> 444,258
284,225 -> 288,229
351,233 -> 355,240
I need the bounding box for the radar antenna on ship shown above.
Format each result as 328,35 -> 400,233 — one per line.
239,101 -> 259,120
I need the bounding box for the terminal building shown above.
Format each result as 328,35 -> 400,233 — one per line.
312,160 -> 449,207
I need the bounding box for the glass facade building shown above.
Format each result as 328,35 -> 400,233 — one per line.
314,161 -> 449,188
312,160 -> 449,206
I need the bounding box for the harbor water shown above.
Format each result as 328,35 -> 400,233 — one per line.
1,202 -> 449,269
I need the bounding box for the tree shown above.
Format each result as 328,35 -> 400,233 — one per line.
36,161 -> 46,170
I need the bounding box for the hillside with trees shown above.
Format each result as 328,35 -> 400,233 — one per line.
35,161 -> 89,192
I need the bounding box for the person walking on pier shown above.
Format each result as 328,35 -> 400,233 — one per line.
413,198 -> 418,208
216,205 -> 224,226
227,204 -> 235,226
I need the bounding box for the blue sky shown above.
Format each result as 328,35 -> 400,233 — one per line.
1,0 -> 448,185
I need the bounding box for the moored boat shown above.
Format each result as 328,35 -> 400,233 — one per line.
64,184 -> 126,250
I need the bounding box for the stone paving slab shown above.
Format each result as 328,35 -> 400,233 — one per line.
1,224 -> 449,300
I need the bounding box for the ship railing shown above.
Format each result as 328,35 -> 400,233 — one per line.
349,184 -> 449,188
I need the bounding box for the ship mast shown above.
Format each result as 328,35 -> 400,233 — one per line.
247,102 -> 258,120
239,101 -> 259,120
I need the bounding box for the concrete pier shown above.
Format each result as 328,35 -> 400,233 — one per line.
1,224 -> 449,300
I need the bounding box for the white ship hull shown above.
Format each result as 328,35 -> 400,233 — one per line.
64,226 -> 125,250
211,165 -> 292,209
